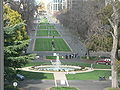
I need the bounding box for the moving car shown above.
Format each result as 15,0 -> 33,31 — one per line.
96,57 -> 111,65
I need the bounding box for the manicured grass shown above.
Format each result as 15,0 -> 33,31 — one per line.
24,62 -> 51,67
40,17 -> 49,23
50,87 -> 77,90
38,25 -> 55,30
19,71 -> 54,80
62,62 -> 111,69
46,56 -> 65,60
24,62 -> 111,69
38,25 -> 47,29
34,38 -> 71,51
66,70 -> 111,80
36,30 -> 60,36
47,25 -> 55,29
81,56 -> 99,60
39,23 -> 50,25
107,88 -> 120,90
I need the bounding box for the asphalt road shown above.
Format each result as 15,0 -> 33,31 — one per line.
19,80 -> 111,90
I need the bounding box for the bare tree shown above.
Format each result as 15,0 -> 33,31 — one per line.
108,1 -> 119,88
4,0 -> 38,34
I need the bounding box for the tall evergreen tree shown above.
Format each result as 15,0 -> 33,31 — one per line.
4,4 -> 35,85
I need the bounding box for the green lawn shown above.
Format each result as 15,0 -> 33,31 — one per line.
24,62 -> 51,67
19,71 -> 54,80
38,25 -> 55,30
66,70 -> 111,80
24,62 -> 111,69
81,56 -> 99,60
34,38 -> 71,51
107,88 -> 120,90
38,25 -> 47,29
47,25 -> 55,29
62,62 -> 111,69
50,87 -> 77,90
39,23 -> 50,25
36,30 -> 60,36
46,56 -> 65,60
40,17 -> 49,23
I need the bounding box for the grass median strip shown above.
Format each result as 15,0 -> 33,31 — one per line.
36,30 -> 60,36
50,87 -> 78,90
46,56 -> 65,60
34,38 -> 71,51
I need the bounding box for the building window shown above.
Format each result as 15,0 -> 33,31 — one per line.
56,4 -> 58,10
53,4 -> 56,10
58,4 -> 62,10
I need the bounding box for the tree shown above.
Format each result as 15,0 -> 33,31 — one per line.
3,4 -> 36,85
98,0 -> 120,88
108,1 -> 120,88
4,0 -> 38,34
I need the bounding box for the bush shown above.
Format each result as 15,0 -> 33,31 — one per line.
81,56 -> 99,60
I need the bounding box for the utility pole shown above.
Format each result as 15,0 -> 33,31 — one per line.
0,0 -> 4,90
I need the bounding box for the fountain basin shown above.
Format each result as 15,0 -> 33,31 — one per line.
19,65 -> 94,73
30,65 -> 82,72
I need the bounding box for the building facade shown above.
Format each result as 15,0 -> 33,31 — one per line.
47,0 -> 67,14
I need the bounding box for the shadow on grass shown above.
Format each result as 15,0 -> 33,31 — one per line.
18,71 -> 54,89
19,71 -> 53,80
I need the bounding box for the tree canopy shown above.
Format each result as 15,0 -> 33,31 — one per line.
3,4 -> 36,85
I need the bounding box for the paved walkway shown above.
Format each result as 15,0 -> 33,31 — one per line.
53,72 -> 69,87
19,80 -> 111,90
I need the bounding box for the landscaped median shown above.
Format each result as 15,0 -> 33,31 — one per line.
34,38 -> 71,51
46,56 -> 65,60
104,88 -> 120,90
36,30 -> 60,36
46,87 -> 79,90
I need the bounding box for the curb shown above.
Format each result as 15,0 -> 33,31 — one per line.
45,87 -> 80,90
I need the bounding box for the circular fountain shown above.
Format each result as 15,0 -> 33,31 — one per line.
21,54 -> 93,73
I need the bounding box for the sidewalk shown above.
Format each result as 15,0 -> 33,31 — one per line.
53,72 -> 69,87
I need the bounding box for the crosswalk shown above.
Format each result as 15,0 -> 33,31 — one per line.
53,72 -> 69,87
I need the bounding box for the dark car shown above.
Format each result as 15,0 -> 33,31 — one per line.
96,57 -> 111,65
16,74 -> 25,81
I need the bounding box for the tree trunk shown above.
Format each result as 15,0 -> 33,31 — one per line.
111,25 -> 118,88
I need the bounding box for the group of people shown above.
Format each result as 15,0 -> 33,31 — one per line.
65,53 -> 78,59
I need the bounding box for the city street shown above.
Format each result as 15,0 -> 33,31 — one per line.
19,80 -> 111,90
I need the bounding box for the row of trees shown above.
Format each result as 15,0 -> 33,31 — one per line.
3,3 -> 36,89
56,0 -> 120,88
4,0 -> 39,34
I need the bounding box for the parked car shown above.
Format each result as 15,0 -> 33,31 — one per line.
96,57 -> 111,65
16,74 -> 25,81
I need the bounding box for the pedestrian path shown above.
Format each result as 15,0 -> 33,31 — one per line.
53,72 -> 69,87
